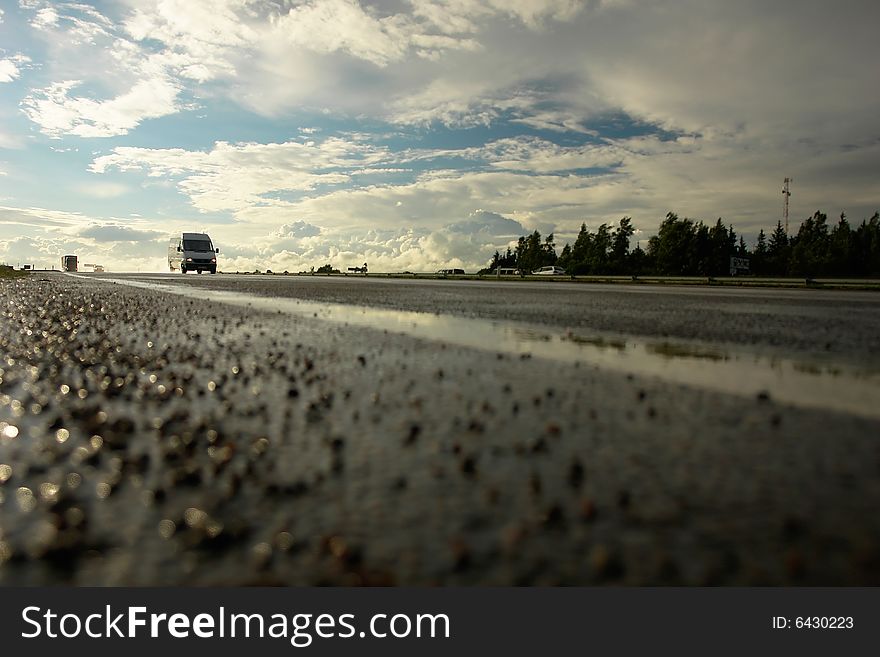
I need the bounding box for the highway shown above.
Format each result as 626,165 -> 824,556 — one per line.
0,272 -> 878,584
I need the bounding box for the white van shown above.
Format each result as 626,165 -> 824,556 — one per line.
168,232 -> 219,274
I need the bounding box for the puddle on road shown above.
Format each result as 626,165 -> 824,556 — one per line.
91,276 -> 880,420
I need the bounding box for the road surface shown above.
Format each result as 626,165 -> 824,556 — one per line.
0,272 -> 878,585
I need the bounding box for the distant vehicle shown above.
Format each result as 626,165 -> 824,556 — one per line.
493,267 -> 520,275
61,255 -> 78,272
437,268 -> 465,275
532,266 -> 566,275
169,232 -> 219,274
21,264 -> 33,271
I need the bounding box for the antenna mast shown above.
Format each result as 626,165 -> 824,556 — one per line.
782,177 -> 792,234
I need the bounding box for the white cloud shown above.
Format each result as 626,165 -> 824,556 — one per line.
475,136 -> 623,173
0,60 -> 20,83
22,75 -> 181,138
0,204 -> 92,228
19,2 -> 185,137
91,137 -> 394,212
124,0 -> 259,81
0,205 -> 176,271
272,0 -> 410,67
75,181 -> 131,198
217,216 -> 528,274
0,55 -> 30,83
277,220 -> 322,238
0,232 -> 167,271
31,6 -> 60,30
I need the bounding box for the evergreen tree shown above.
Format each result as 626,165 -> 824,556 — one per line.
611,217 -> 635,273
768,221 -> 789,275
830,212 -> 852,276
791,211 -> 831,276
479,209 -> 880,279
557,243 -> 572,272
649,213 -> 698,275
753,229 -> 768,274
589,224 -> 612,273
543,233 -> 558,265
570,223 -> 592,275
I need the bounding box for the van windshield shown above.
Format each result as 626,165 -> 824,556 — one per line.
183,239 -> 213,252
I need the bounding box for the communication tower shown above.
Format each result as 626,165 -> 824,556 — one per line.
782,177 -> 792,234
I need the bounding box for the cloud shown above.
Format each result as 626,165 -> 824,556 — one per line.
0,203 -> 173,271
123,0 -> 260,82
277,220 -> 322,238
91,136 -> 395,213
216,213 -> 531,274
0,61 -> 18,83
0,204 -> 91,228
14,0 -> 880,145
75,181 -> 131,198
77,223 -> 164,242
22,74 -> 181,139
446,210 -> 525,237
18,2 -> 185,137
272,0 -> 411,67
0,235 -> 89,267
89,132 -> 625,234
0,232 -> 168,271
476,136 -> 623,173
510,110 -> 597,135
0,55 -> 30,83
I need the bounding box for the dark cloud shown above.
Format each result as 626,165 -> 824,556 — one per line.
78,224 -> 164,242
446,211 -> 525,237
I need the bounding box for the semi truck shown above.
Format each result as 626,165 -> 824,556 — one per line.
61,255 -> 78,272
168,232 -> 219,274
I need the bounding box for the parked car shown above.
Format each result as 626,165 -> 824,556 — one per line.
532,266 -> 566,275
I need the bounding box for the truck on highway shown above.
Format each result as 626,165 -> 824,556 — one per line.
168,232 -> 219,274
61,255 -> 78,272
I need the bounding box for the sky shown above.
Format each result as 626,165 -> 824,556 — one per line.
0,0 -> 878,273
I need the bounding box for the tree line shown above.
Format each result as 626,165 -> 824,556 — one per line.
481,211 -> 880,277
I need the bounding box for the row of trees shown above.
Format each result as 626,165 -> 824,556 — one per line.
482,211 -> 880,277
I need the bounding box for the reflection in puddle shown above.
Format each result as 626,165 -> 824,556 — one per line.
96,277 -> 880,420
646,342 -> 728,362
563,333 -> 627,351
512,328 -> 553,342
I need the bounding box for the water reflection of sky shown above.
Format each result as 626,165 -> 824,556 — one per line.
100,277 -> 880,421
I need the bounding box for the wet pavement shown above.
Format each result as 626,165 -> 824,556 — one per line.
112,272 -> 880,369
0,273 -> 879,585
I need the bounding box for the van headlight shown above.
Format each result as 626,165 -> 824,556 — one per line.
211,258 -> 216,263
186,258 -> 193,262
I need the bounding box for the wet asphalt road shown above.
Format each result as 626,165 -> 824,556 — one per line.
0,273 -> 879,585
107,273 -> 880,368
